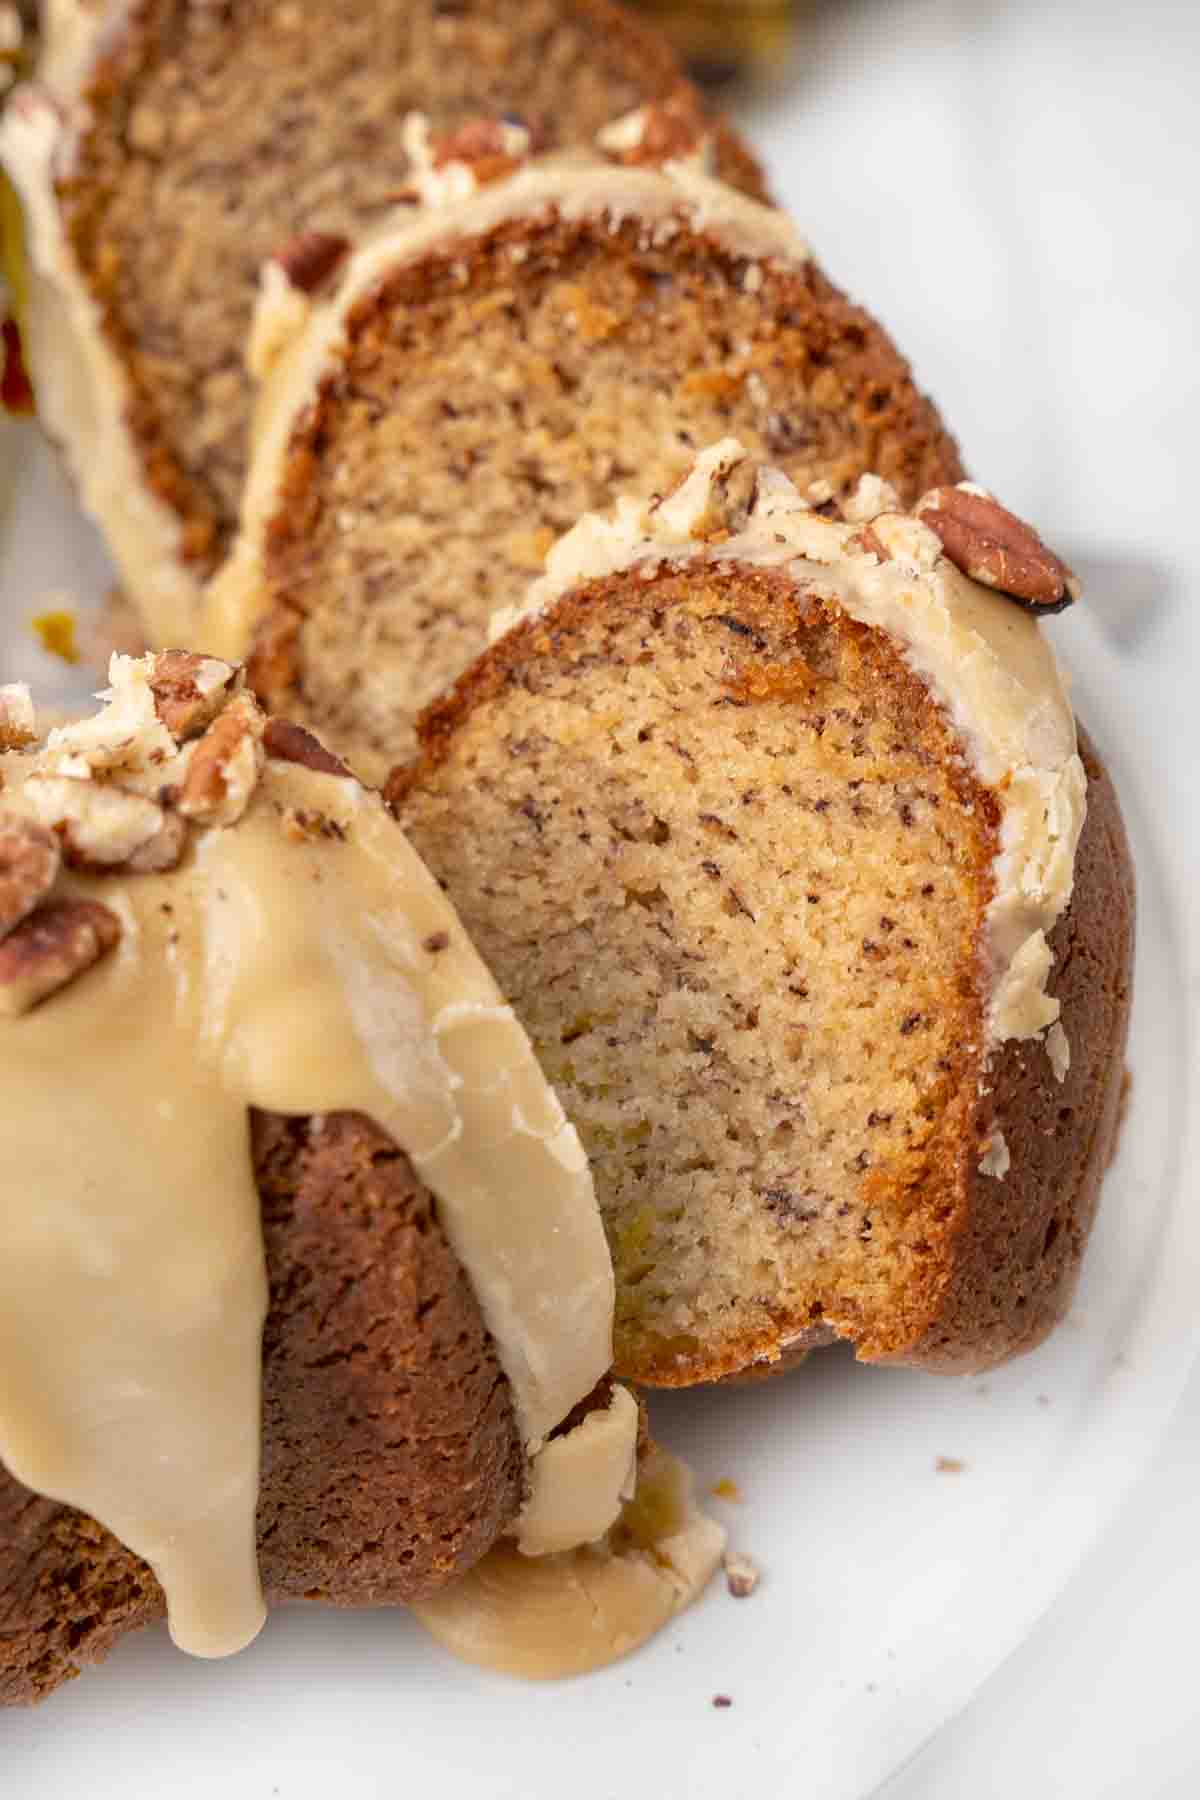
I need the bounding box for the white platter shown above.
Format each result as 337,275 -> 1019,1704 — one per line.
4,0 -> 1200,1776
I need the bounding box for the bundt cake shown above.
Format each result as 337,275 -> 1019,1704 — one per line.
0,652 -> 720,1705
386,442 -> 1135,1386
201,144 -> 963,778
0,0 -> 763,638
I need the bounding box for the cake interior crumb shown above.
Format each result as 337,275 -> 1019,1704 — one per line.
398,564 -> 998,1381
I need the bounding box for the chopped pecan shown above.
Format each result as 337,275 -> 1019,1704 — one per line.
430,116 -> 530,184
274,230 -> 350,295
0,812 -> 60,938
21,775 -> 165,868
597,94 -> 708,168
723,1550 -> 761,1599
147,650 -> 239,742
177,693 -> 265,826
655,447 -> 759,541
0,898 -> 120,1016
863,511 -> 943,572
847,524 -> 888,562
916,486 -> 1080,612
841,473 -> 900,525
0,682 -> 37,750
263,716 -> 352,779
695,455 -> 760,540
125,807 -> 189,874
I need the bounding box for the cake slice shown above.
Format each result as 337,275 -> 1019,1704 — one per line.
387,443 -> 1135,1386
0,653 -> 720,1705
202,146 -> 962,779
0,0 -> 764,639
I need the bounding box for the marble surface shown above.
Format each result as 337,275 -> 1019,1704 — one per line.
742,0 -> 1200,1792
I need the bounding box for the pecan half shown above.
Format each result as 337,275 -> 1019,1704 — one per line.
274,230 -> 350,295
177,693 -> 265,826
0,813 -> 60,938
916,487 -> 1080,613
263,716 -> 352,779
22,775 -> 166,869
147,650 -> 239,742
0,898 -> 120,1016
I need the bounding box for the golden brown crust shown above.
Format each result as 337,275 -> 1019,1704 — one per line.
892,729 -> 1135,1369
0,1110 -> 523,1706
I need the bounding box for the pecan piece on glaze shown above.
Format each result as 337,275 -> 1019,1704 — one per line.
147,650 -> 239,742
0,898 -> 120,1016
653,447 -> 756,541
274,230 -> 351,295
263,717 -> 353,779
598,93 -> 708,168
0,813 -> 60,939
177,693 -> 265,827
846,524 -> 888,562
125,808 -> 189,874
694,455 -> 760,542
21,775 -> 165,869
0,682 -> 37,751
840,473 -> 901,526
430,117 -> 530,185
916,486 -> 1080,613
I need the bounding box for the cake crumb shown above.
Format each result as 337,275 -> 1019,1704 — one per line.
31,609 -> 80,665
712,1694 -> 733,1710
711,1477 -> 742,1502
935,1456 -> 966,1474
723,1550 -> 760,1598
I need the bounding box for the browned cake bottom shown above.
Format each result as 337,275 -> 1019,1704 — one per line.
0,1110 -> 523,1706
250,212 -> 963,775
55,0 -> 765,575
388,564 -> 1134,1385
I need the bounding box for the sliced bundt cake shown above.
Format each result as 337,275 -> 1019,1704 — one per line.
0,652 -> 684,1703
387,443 -> 1135,1386
0,1108 -> 527,1704
0,0 -> 764,638
202,148 -> 963,778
